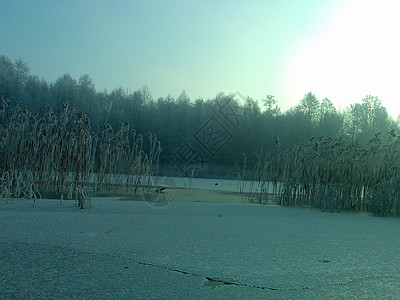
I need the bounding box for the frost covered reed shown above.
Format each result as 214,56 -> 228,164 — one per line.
276,132 -> 400,216
247,150 -> 276,204
0,100 -> 161,207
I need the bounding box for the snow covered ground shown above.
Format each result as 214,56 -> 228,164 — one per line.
1,188 -> 400,299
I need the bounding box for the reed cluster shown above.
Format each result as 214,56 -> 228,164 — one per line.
0,99 -> 161,207
276,132 -> 400,216
246,150 -> 278,204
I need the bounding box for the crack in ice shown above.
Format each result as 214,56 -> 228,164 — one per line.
134,260 -> 400,292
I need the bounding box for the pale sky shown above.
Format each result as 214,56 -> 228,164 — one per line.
1,0 -> 399,117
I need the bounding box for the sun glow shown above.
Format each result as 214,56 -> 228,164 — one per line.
287,0 -> 400,118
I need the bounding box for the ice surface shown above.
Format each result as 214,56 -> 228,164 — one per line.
1,185 -> 400,298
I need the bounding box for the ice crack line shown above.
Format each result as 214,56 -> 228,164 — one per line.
133,260 -> 400,292
135,261 -> 286,291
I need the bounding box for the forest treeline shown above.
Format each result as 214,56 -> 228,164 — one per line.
1,55 -> 398,178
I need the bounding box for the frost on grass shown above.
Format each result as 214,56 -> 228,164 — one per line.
0,101 -> 161,208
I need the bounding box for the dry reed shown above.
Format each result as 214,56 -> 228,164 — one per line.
275,133 -> 400,216
0,101 -> 161,208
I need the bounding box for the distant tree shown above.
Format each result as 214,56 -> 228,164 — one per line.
14,58 -> 30,95
177,90 -> 191,138
344,95 -> 392,142
194,98 -> 205,125
0,56 -> 17,100
156,95 -> 176,157
77,74 -> 100,130
245,97 -> 261,116
108,87 -> 129,130
77,75 -> 96,108
24,75 -> 41,108
280,107 -> 313,145
345,103 -> 363,141
319,97 -> 336,117
24,75 -> 50,113
78,74 -> 95,96
262,95 -> 281,117
362,95 -> 391,135
130,90 -> 145,131
96,90 -> 111,127
141,85 -> 153,103
318,112 -> 343,138
316,97 -> 342,137
51,74 -> 78,114
297,92 -> 320,123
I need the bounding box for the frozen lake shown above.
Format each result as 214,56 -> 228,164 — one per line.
154,176 -> 278,196
1,194 -> 400,299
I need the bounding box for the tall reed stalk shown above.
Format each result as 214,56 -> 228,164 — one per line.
0,100 -> 161,208
275,133 -> 400,216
